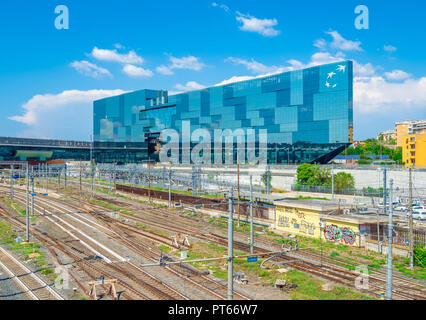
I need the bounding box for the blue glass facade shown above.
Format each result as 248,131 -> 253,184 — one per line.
93,61 -> 353,164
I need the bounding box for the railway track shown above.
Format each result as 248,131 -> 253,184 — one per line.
0,246 -> 64,300
3,184 -> 425,300
40,193 -> 250,300
0,188 -> 248,300
81,191 -> 426,300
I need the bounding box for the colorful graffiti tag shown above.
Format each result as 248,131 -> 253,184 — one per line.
324,225 -> 356,245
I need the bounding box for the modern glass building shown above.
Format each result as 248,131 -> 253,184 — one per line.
94,61 -> 353,164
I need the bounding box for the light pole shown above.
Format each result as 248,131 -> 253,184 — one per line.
386,179 -> 394,300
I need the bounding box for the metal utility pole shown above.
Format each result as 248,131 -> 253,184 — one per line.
237,155 -> 240,227
57,168 -> 61,190
386,179 -> 394,300
228,189 -> 234,300
10,165 -> 14,202
31,194 -> 34,217
64,164 -> 67,189
109,165 -> 112,192
31,166 -> 34,194
249,175 -> 254,255
162,166 -> 165,189
90,134 -> 94,200
383,166 -> 387,217
113,161 -> 116,191
25,163 -> 29,242
148,156 -> 151,203
79,159 -> 82,195
45,165 -> 49,193
331,163 -> 335,200
168,168 -> 172,208
409,168 -> 414,269
377,167 -> 387,251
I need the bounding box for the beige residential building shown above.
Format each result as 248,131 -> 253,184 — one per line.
377,130 -> 396,143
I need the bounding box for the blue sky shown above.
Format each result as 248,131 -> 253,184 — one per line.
0,0 -> 425,141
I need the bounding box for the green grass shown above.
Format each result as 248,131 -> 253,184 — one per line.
0,221 -> 54,277
158,244 -> 172,252
280,270 -> 374,300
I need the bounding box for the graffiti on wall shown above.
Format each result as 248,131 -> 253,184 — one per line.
300,221 -> 315,235
278,216 -> 290,228
324,225 -> 356,245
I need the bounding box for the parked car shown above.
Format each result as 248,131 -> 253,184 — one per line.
412,210 -> 426,221
394,205 -> 407,211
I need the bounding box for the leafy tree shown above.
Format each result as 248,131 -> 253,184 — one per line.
333,172 -> 355,191
296,163 -> 317,185
392,147 -> 403,165
297,164 -> 331,187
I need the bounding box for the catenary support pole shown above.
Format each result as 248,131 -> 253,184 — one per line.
386,179 -> 394,300
228,189 -> 234,300
31,166 -> 34,194
168,168 -> 172,208
113,161 -> 116,191
331,163 -> 335,201
409,168 -> 414,269
237,156 -> 240,227
26,163 -> 29,242
79,159 -> 82,196
250,175 -> 254,255
10,165 -> 14,202
148,156 -> 151,203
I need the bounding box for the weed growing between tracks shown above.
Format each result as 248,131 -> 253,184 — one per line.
177,240 -> 373,300
0,221 -> 56,281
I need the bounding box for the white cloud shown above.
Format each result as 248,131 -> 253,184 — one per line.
353,62 -> 376,77
225,57 -> 282,74
236,12 -> 280,37
91,47 -> 144,65
122,64 -> 153,78
174,81 -> 206,92
156,65 -> 174,75
10,89 -> 126,126
9,89 -> 126,140
282,52 -> 346,71
384,69 -> 411,81
212,2 -> 230,12
170,56 -> 205,71
308,51 -> 346,66
354,76 -> 426,114
321,30 -> 363,52
313,38 -> 327,50
156,55 -> 205,75
70,60 -> 112,79
384,45 -> 397,53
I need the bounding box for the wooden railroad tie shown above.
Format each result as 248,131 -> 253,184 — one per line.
88,278 -> 118,300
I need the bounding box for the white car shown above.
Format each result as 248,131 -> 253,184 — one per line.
394,205 -> 407,211
412,211 -> 426,221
